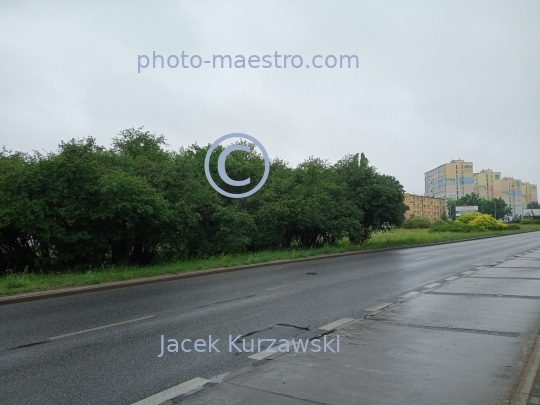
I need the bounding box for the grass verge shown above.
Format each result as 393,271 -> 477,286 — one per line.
2,225 -> 539,295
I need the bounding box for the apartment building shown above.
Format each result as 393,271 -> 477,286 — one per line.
473,169 -> 502,199
424,160 -> 537,216
404,193 -> 446,220
424,159 -> 474,199
521,182 -> 539,207
501,177 -> 524,216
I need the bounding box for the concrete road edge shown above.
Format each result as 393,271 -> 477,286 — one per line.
513,331 -> 540,405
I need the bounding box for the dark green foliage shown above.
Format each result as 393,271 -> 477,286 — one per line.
447,193 -> 512,220
432,218 -> 448,227
521,219 -> 540,225
402,216 -> 432,229
0,129 -> 408,274
527,202 -> 540,209
439,211 -> 449,222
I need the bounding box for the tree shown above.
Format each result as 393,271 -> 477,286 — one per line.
456,193 -> 483,207
455,193 -> 511,220
440,210 -> 449,222
446,198 -> 456,220
335,153 -> 407,244
0,130 -> 409,274
484,197 -> 512,220
528,202 -> 540,209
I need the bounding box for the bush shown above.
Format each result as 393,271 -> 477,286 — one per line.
505,224 -> 521,230
432,219 -> 448,227
402,216 -> 432,229
469,214 -> 507,230
455,212 -> 482,224
521,219 -> 540,225
0,131 -> 410,274
430,223 -> 486,233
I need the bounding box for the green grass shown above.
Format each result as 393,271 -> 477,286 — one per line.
2,225 -> 539,296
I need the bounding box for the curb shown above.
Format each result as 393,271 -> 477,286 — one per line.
513,330 -> 540,405
1,231 -> 537,306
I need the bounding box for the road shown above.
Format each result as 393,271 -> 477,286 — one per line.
1,232 -> 539,405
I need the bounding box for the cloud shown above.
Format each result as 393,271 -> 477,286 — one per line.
1,0 -> 539,191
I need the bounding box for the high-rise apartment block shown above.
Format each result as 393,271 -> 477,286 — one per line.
424,159 -> 474,199
473,169 -> 502,199
425,160 -> 538,216
522,182 -> 539,207
501,177 -> 524,216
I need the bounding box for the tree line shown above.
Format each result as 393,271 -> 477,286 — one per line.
0,128 -> 408,274
446,193 -> 512,220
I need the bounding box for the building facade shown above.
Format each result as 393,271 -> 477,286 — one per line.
404,193 -> 446,220
425,160 -> 537,216
521,182 -> 539,207
473,169 -> 502,200
501,177 -> 524,216
425,160 -> 474,199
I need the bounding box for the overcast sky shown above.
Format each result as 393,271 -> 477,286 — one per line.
1,1 -> 539,194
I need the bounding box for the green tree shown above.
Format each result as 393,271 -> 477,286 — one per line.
455,193 -> 511,220
483,198 -> 512,219
335,153 -> 407,244
456,193 -> 483,207
0,130 -> 410,274
446,199 -> 456,220
528,202 -> 540,209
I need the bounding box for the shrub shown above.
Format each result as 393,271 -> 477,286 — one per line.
455,212 -> 482,224
402,216 -> 432,229
430,223 -> 486,233
521,219 -> 540,225
469,214 -> 507,230
432,219 -> 448,227
505,224 -> 520,230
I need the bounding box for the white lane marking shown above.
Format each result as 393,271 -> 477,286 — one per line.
399,291 -> 420,298
445,276 -> 459,281
49,315 -> 154,340
265,282 -> 304,291
462,271 -> 475,275
423,283 -> 441,289
365,302 -> 392,312
248,340 -> 293,360
415,256 -> 431,261
318,318 -> 356,331
131,377 -> 208,405
475,266 -> 485,270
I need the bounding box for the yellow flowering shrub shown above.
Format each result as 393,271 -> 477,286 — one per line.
455,212 -> 482,224
469,214 -> 507,230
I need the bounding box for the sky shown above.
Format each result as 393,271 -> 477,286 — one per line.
1,0 -> 539,194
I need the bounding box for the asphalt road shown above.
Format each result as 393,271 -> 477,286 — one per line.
1,232 -> 540,405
